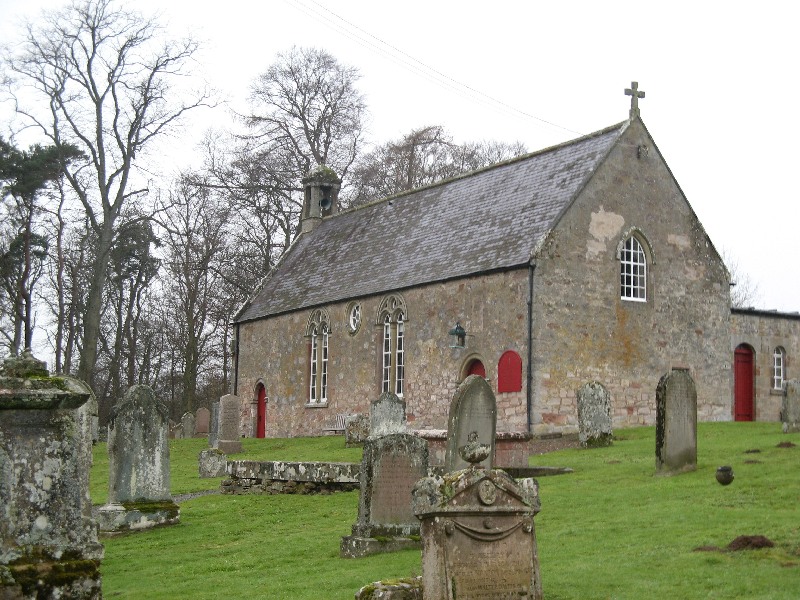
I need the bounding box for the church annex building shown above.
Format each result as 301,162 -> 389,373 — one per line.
231,106 -> 800,442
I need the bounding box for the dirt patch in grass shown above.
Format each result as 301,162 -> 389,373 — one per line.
744,448 -> 761,454
776,441 -> 796,448
743,460 -> 762,464
727,535 -> 775,551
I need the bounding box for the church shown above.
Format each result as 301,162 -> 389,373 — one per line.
231,85 -> 800,449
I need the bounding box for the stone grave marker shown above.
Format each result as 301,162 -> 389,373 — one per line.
655,368 -> 697,474
445,375 -> 497,471
577,381 -> 613,448
413,455 -> 542,598
195,406 -> 211,436
781,380 -> 800,433
218,394 -> 243,454
0,352 -> 103,598
181,411 -> 196,439
345,413 -> 369,447
341,393 -> 428,558
97,384 -> 180,531
209,401 -> 220,448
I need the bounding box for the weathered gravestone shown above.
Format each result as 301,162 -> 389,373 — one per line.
781,380 -> 800,433
413,440 -> 543,599
341,393 -> 428,558
345,413 -> 369,447
0,351 -> 103,599
208,401 -> 220,448
656,368 -> 697,474
195,406 -> 211,436
577,381 -> 613,448
97,385 -> 180,532
198,448 -> 227,478
217,394 -> 243,454
446,375 -> 497,471
180,411 -> 196,439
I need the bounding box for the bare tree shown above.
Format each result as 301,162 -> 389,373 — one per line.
347,126 -> 526,206
2,0 -> 211,383
724,249 -> 761,309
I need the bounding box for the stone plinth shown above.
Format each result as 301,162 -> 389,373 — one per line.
0,352 -> 103,599
413,467 -> 542,600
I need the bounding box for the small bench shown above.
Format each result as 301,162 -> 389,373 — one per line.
322,413 -> 354,435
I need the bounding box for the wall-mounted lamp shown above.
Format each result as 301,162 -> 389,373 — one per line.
448,322 -> 467,349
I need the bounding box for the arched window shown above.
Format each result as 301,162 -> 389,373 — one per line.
620,235 -> 647,301
378,294 -> 407,397
497,350 -> 523,393
306,309 -> 330,404
773,347 -> 786,391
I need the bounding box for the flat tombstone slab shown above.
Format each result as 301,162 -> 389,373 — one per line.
195,407 -> 211,435
108,384 -> 172,502
370,392 -> 406,437
218,394 -> 242,454
446,375 -> 497,471
782,380 -> 800,433
181,411 -> 196,439
577,381 -> 613,448
656,368 -> 697,474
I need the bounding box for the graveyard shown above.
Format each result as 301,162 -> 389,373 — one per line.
87,423 -> 799,599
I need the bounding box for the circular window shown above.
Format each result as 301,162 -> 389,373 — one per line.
347,302 -> 362,334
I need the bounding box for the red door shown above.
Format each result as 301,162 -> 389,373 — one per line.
256,384 -> 266,438
734,346 -> 754,421
467,360 -> 486,378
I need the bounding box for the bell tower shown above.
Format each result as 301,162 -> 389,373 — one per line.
301,164 -> 342,234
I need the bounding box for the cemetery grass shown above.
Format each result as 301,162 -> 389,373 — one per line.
92,423 -> 800,599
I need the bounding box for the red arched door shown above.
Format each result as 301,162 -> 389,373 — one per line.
467,359 -> 486,378
256,384 -> 267,438
734,345 -> 754,421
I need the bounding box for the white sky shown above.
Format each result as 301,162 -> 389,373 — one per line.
2,0 -> 798,313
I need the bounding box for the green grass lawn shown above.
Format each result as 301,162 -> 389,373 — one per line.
93,423 -> 800,599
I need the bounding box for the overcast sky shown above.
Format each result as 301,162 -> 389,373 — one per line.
2,0 -> 798,312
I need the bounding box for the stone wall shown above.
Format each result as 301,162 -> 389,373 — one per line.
731,309 -> 800,420
529,119 -> 732,434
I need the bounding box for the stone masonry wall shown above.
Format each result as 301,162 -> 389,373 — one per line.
235,269 -> 531,437
731,309 -> 800,420
529,119 -> 732,434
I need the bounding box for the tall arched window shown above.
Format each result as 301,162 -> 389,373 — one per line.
773,347 -> 786,391
306,309 -> 330,404
620,234 -> 647,301
378,294 -> 407,397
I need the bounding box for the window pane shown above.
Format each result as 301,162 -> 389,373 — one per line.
621,236 -> 647,300
396,315 -> 405,396
309,329 -> 318,402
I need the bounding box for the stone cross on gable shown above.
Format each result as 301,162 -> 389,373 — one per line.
625,81 -> 645,118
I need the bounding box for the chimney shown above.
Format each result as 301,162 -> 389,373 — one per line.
301,164 -> 342,234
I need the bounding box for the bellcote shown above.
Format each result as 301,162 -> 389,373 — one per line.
301,164 -> 342,234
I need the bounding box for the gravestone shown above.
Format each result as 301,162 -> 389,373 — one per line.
97,385 -> 180,531
218,394 -> 243,454
181,411 -> 196,439
341,393 -> 428,558
781,380 -> 800,433
209,401 -> 220,448
0,351 -> 103,598
169,420 -> 182,440
345,413 -> 369,447
446,375 -> 497,471
195,406 -> 211,436
577,381 -> 613,448
413,456 -> 542,598
655,368 -> 697,474
198,448 -> 227,478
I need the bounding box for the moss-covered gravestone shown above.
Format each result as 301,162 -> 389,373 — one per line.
577,381 -> 613,448
97,385 -> 179,532
0,351 -> 103,599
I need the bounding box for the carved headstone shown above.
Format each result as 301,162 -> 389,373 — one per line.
341,393 -> 428,558
198,448 -> 227,478
655,368 -> 697,474
180,411 -> 196,439
577,381 -> 613,448
413,466 -> 542,599
218,394 -> 243,454
195,407 -> 211,436
781,380 -> 800,433
446,375 -> 497,471
97,385 -> 179,531
345,413 -> 369,447
209,401 -> 220,448
0,352 -> 103,598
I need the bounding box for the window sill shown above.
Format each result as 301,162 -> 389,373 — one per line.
770,389 -> 785,396
305,401 -> 329,408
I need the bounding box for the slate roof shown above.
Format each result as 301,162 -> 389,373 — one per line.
235,120 -> 629,323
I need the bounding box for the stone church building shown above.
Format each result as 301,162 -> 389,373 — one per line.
232,97 -> 800,447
